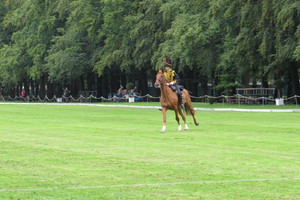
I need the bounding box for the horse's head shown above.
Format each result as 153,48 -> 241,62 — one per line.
154,70 -> 166,88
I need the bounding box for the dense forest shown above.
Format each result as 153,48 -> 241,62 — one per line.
0,0 -> 300,99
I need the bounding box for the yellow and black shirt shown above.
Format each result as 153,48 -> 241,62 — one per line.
163,68 -> 180,84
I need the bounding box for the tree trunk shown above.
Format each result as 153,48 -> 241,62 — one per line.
34,82 -> 39,97
96,76 -> 102,97
46,81 -> 55,99
241,73 -> 250,88
40,77 -> 46,99
261,74 -> 269,88
71,78 -> 81,97
9,87 -> 15,97
287,62 -> 300,97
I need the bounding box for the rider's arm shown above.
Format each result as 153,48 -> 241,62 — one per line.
173,71 -> 180,85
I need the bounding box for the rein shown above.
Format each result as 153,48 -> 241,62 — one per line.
156,75 -> 169,86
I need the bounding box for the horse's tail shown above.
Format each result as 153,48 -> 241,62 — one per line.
183,89 -> 195,116
184,103 -> 193,115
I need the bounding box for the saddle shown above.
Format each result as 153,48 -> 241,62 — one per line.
170,85 -> 185,99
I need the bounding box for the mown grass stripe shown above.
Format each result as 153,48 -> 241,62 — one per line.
1,102 -> 300,112
1,178 -> 299,193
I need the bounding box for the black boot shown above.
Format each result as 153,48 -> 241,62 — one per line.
176,86 -> 184,109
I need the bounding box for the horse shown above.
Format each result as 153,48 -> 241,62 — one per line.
154,70 -> 199,133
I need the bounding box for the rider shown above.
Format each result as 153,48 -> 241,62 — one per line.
163,58 -> 184,108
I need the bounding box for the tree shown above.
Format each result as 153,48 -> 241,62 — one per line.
273,0 -> 300,96
0,0 -> 299,99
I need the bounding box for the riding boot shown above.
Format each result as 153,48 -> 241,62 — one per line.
175,86 -> 184,109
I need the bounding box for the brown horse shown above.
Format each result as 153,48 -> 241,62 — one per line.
154,70 -> 199,133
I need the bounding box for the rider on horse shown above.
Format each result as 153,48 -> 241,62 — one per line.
163,58 -> 184,109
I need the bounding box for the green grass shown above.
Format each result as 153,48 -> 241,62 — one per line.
3,100 -> 300,109
0,104 -> 299,199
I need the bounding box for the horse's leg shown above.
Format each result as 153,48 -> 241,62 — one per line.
188,101 -> 199,126
192,113 -> 199,126
184,91 -> 199,126
178,108 -> 188,131
161,107 -> 167,133
190,104 -> 199,126
174,109 -> 182,131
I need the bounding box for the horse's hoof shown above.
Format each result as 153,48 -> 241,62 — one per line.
160,130 -> 166,133
177,125 -> 182,132
184,128 -> 188,131
195,122 -> 199,126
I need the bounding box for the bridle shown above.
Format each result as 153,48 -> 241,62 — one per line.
155,74 -> 168,86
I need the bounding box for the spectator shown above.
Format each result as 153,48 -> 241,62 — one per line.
63,87 -> 71,102
117,85 -> 124,98
132,86 -> 140,96
21,89 -> 27,101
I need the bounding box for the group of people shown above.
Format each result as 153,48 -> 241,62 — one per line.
116,85 -> 139,100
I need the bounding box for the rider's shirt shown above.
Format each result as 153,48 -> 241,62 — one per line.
164,69 -> 177,84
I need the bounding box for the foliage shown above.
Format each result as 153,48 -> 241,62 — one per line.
0,0 -> 299,97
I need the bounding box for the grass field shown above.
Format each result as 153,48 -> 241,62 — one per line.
0,104 -> 299,199
3,101 -> 300,109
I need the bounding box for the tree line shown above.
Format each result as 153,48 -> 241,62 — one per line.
0,0 -> 300,98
